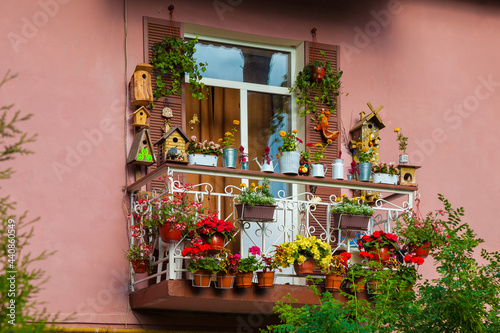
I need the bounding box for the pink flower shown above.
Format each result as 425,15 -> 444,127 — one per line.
249,246 -> 261,255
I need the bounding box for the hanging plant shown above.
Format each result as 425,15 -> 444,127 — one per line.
151,35 -> 208,100
290,50 -> 343,121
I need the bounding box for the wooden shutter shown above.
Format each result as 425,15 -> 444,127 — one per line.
143,17 -> 185,190
303,41 -> 341,241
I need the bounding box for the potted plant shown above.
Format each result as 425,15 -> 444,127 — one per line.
347,160 -> 357,181
356,230 -> 398,262
190,210 -> 235,251
235,246 -> 262,288
395,208 -> 448,258
238,145 -> 249,170
354,144 -> 374,182
299,143 -> 314,176
218,120 -> 240,168
214,248 -> 240,289
321,252 -> 351,291
150,35 -> 208,101
186,135 -> 222,167
235,178 -> 277,222
394,127 -> 409,164
278,129 -> 303,175
274,235 -> 332,276
289,50 -> 343,122
125,242 -> 153,274
254,146 -> 277,173
256,250 -> 281,288
331,195 -> 374,230
182,242 -> 219,287
344,262 -> 368,292
372,162 -> 399,185
310,139 -> 332,178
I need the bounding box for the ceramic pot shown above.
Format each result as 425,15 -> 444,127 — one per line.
410,241 -> 431,259
193,270 -> 212,287
256,271 -> 275,288
294,258 -> 316,276
325,274 -> 343,291
159,222 -> 183,243
235,271 -> 253,288
188,154 -> 218,167
279,151 -> 301,175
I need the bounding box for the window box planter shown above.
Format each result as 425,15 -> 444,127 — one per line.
235,204 -> 276,222
332,213 -> 371,231
372,173 -> 399,185
187,153 -> 218,167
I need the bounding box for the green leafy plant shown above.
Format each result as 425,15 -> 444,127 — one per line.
331,195 -> 374,216
237,246 -> 262,273
186,135 -> 222,156
311,140 -> 332,164
395,206 -> 448,249
151,36 -> 208,100
289,51 -> 343,121
181,243 -> 221,273
274,235 -> 332,270
372,162 -> 399,175
278,129 -> 303,154
394,128 -> 408,154
321,252 -> 351,276
356,147 -> 374,163
219,120 -> 239,149
236,178 -> 276,206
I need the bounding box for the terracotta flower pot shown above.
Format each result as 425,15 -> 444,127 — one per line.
410,241 -> 431,259
325,274 -> 343,291
215,272 -> 236,289
159,222 -> 183,243
352,277 -> 365,291
294,258 -> 316,276
311,66 -> 325,81
202,233 -> 225,251
370,245 -> 393,262
235,271 -> 253,288
192,270 -> 212,288
131,259 -> 148,273
256,271 -> 275,288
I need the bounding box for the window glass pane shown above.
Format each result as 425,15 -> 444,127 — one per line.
193,40 -> 291,87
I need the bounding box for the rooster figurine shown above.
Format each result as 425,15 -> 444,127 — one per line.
314,109 -> 339,141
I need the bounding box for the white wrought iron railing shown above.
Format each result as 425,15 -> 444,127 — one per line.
127,163 -> 418,291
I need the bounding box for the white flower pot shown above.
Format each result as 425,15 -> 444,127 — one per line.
372,173 -> 399,185
188,154 -> 218,167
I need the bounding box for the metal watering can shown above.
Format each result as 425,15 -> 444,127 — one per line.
253,157 -> 277,173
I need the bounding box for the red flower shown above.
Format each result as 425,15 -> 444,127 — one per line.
411,256 -> 425,265
359,251 -> 374,259
373,231 -> 381,238
404,255 -> 412,263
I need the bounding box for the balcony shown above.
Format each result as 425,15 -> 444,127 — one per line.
126,162 -> 418,315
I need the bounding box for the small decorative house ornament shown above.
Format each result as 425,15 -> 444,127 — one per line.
162,106 -> 173,119
349,102 -> 386,165
154,126 -> 190,165
398,164 -> 420,186
129,106 -> 151,128
127,128 -> 156,166
130,63 -> 154,106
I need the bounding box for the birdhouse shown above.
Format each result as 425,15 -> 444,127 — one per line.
130,63 -> 154,106
127,128 -> 157,166
349,103 -> 386,164
154,126 -> 190,166
129,106 -> 151,128
398,164 -> 420,186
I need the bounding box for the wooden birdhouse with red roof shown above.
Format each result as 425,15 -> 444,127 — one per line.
349,102 -> 386,164
129,106 -> 151,128
154,126 -> 190,166
127,128 -> 156,166
130,63 -> 154,106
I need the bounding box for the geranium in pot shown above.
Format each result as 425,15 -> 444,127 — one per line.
321,252 -> 351,291
356,230 -> 398,262
278,129 -> 303,175
289,50 -> 343,122
126,224 -> 154,274
256,250 -> 281,288
395,207 -> 448,258
372,162 -> 399,185
186,135 -> 223,167
182,242 -> 220,287
274,235 -> 332,276
235,178 -> 276,222
343,262 -> 368,292
190,210 -> 235,251
331,195 -> 374,231
235,246 -> 262,288
150,35 -> 208,101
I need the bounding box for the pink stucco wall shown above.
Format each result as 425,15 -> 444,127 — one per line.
2,0 -> 500,327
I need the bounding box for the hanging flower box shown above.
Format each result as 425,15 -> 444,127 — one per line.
372,173 -> 399,185
332,213 -> 371,231
187,153 -> 218,167
235,204 -> 276,222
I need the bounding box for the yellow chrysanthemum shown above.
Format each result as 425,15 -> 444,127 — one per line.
394,128 -> 400,133
341,194 -> 347,198
257,185 -> 263,190
279,131 -> 286,137
359,196 -> 366,201
356,142 -> 362,147
265,184 -> 269,188
292,129 -> 298,134
218,138 -> 223,142
251,183 -> 256,188
315,143 -> 323,148
327,139 -> 333,144
353,197 -> 358,203
361,147 -> 369,153
335,197 -> 341,202
233,120 -> 240,125
225,131 -> 232,136
240,183 -> 247,188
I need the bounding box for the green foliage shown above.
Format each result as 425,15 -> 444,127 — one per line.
289,51 -> 343,121
151,36 -> 208,100
267,194 -> 500,333
395,206 -> 448,249
237,255 -> 261,273
236,178 -> 276,206
331,195 -> 374,216
186,256 -> 221,274
0,70 -> 59,331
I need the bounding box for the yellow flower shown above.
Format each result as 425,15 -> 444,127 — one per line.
394,128 -> 400,133
233,120 -> 240,125
218,138 -> 223,142
292,129 -> 298,134
225,131 -> 232,137
359,196 -> 366,201
341,194 -> 347,198
251,183 -> 256,188
265,184 -> 269,188
315,143 -> 323,148
279,131 -> 286,137
356,142 -> 362,148
361,147 -> 369,153
327,139 -> 333,144
353,197 -> 358,203
257,185 -> 263,190
335,197 -> 341,202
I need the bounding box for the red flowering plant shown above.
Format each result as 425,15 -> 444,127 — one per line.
356,230 -> 398,253
181,242 -> 221,273
301,143 -> 314,163
125,224 -> 154,262
238,145 -> 249,164
258,246 -> 282,273
321,252 -> 351,276
262,146 -> 273,165
217,248 -> 241,274
190,210 -> 236,244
